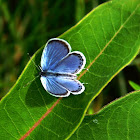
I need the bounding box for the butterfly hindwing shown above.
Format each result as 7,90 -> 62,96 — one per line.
41,38 -> 71,71
54,76 -> 85,94
50,51 -> 86,74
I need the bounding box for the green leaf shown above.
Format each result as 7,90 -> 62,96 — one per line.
0,0 -> 140,139
70,90 -> 140,140
129,80 -> 140,90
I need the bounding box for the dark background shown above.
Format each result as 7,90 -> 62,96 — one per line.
0,0 -> 139,114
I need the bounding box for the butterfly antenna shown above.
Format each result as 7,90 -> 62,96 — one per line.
23,75 -> 40,88
27,53 -> 40,71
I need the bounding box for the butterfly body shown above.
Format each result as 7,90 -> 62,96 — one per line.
40,38 -> 86,97
40,71 -> 76,78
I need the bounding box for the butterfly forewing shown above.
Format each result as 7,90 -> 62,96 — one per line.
41,38 -> 71,71
40,76 -> 70,97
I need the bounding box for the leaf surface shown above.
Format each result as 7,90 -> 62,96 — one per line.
70,90 -> 140,140
0,0 -> 140,139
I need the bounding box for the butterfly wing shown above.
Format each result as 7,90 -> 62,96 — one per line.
40,76 -> 70,97
50,51 -> 86,74
41,38 -> 71,71
40,75 -> 85,97
54,76 -> 85,95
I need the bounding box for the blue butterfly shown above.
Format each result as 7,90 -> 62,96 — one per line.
40,38 -> 86,97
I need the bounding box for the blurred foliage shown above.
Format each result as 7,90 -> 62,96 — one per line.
0,0 -> 140,114
129,80 -> 140,90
